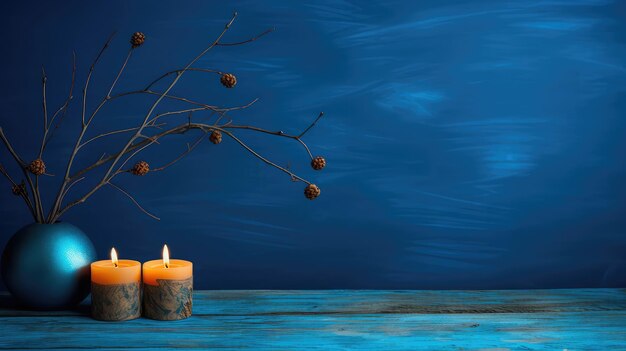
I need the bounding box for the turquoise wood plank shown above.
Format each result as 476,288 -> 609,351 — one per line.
2,289 -> 625,316
1,289 -> 625,350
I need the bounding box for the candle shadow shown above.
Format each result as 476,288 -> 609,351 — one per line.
0,293 -> 90,316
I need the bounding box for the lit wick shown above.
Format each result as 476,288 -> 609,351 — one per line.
163,244 -> 170,269
111,247 -> 119,268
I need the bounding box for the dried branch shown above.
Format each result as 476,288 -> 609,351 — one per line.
68,107 -> 323,185
214,110 -> 228,125
48,32 -> 126,222
116,136 -> 159,173
124,122 -> 314,185
61,176 -> 85,201
297,138 -> 314,159
32,66 -> 48,219
147,107 -> 211,125
145,97 -> 258,125
0,131 -> 26,171
145,68 -> 223,91
80,127 -> 143,149
0,128 -> 42,221
219,128 -> 311,184
0,163 -> 36,217
298,112 -> 324,138
34,175 -> 43,220
0,12 -> 326,223
78,123 -> 166,150
82,32 -> 116,126
107,49 -> 133,98
142,27 -> 275,89
40,66 -> 48,155
52,13 -> 241,222
151,132 -> 207,172
44,52 -> 77,151
108,182 -> 160,220
216,27 -> 274,46
223,111 -> 324,160
60,106 -> 324,214
110,89 -> 218,109
108,89 -> 258,117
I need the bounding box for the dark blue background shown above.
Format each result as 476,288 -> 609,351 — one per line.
1,0 -> 625,289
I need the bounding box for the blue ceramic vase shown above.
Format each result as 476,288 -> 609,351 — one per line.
1,222 -> 96,309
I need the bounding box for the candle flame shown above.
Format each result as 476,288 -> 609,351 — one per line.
111,247 -> 118,268
163,244 -> 170,268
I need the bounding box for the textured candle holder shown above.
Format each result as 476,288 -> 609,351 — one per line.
143,277 -> 193,320
91,282 -> 141,321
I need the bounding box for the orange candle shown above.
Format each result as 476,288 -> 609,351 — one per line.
142,244 -> 193,286
142,245 -> 193,320
90,248 -> 141,321
91,248 -> 141,285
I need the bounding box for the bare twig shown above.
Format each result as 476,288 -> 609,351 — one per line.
60,176 -> 85,201
79,123 -> 166,150
156,96 -> 258,129
40,66 -> 48,155
145,68 -> 223,91
48,32 -> 122,222
108,182 -> 160,220
0,163 -> 36,217
110,88 -> 258,116
214,110 -> 228,125
298,112 -> 324,138
82,32 -> 116,126
221,98 -> 259,112
45,52 -> 77,150
222,111 -> 323,159
80,127 -> 143,150
148,107 -> 211,125
116,136 -> 159,173
110,89 -> 218,109
151,132 -> 207,172
33,66 -> 49,219
218,128 -> 311,184
107,49 -> 133,98
216,27 -> 274,46
142,27 -> 273,90
0,128 -> 42,221
297,138 -> 314,159
34,174 -> 43,220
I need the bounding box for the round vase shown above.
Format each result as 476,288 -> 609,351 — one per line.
1,222 -> 96,309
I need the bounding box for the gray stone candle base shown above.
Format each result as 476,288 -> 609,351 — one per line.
91,282 -> 141,321
143,277 -> 193,320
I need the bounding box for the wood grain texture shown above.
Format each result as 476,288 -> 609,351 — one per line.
0,289 -> 625,350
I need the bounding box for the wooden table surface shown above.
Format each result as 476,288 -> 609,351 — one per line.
1,289 -> 626,350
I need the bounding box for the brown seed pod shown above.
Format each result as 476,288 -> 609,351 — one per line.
210,130 -> 222,144
11,182 -> 26,196
311,156 -> 326,171
220,73 -> 237,88
130,32 -> 146,48
28,159 -> 46,176
304,184 -> 321,200
131,161 -> 150,176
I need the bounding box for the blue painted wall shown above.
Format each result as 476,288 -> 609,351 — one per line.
1,0 -> 625,289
